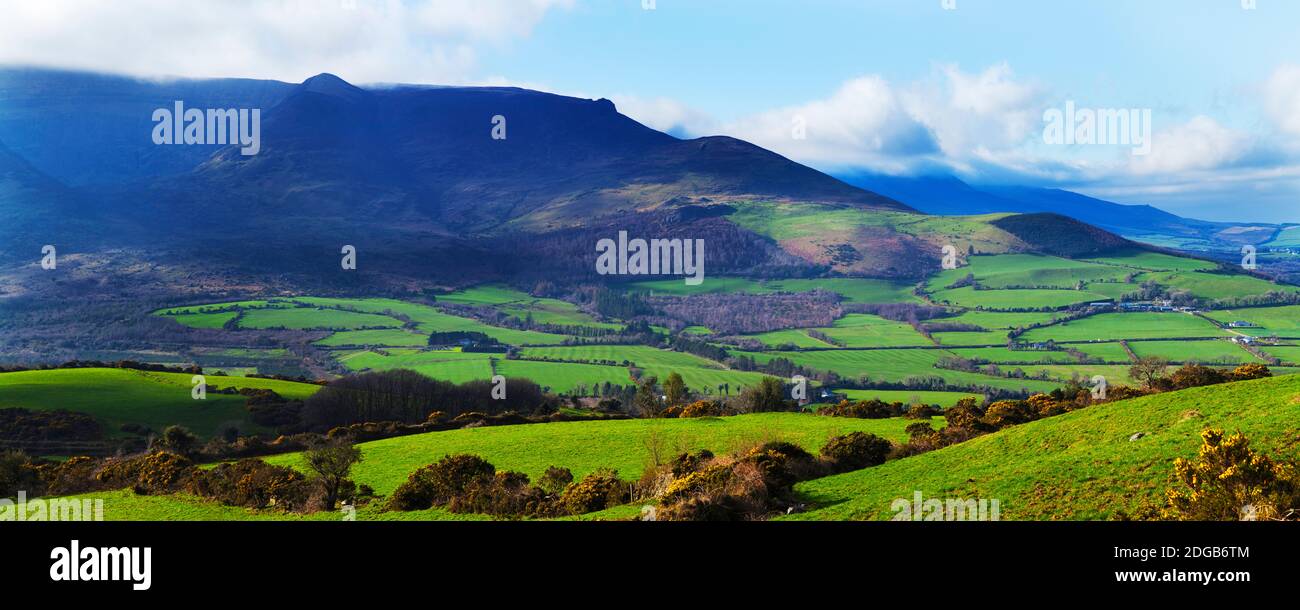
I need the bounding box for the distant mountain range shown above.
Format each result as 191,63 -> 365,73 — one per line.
0,67 -> 1219,289
837,172 -> 1284,252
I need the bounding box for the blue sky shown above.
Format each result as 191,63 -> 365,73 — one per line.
3,0 -> 1299,222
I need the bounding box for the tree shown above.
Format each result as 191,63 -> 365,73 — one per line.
1128,356 -> 1169,390
304,438 -> 363,511
663,372 -> 687,406
632,376 -> 661,417
741,376 -> 789,413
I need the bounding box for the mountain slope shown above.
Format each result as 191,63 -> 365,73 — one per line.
138,73 -> 909,238
0,139 -> 100,256
783,374 -> 1300,520
0,68 -> 1174,288
838,171 -> 1278,251
0,67 -> 296,185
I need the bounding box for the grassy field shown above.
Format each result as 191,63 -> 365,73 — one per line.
835,389 -> 983,407
239,307 -> 403,330
926,254 -> 1131,292
1082,250 -> 1216,272
814,314 -> 930,347
168,311 -> 238,329
929,286 -> 1108,310
1070,342 -> 1134,363
153,300 -> 293,315
745,328 -> 837,348
41,413 -> 935,521
931,330 -> 1012,346
1128,339 -> 1261,364
737,348 -> 1061,393
1204,305 -> 1300,337
941,310 -> 1062,330
338,349 -> 496,385
496,360 -> 632,393
314,329 -> 430,347
1020,312 -> 1227,342
782,374 -> 1300,520
0,368 -> 320,438
1142,270 -> 1299,302
516,346 -> 776,393
948,347 -> 1082,364
519,345 -> 723,370
1261,345 -> 1300,364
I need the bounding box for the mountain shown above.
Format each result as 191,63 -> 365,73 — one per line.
0,68 -> 1145,289
0,139 -> 98,256
837,171 -> 1280,251
137,73 -> 909,238
0,67 -> 296,185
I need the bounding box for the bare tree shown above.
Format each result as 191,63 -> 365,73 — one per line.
303,438 -> 363,511
1129,356 -> 1169,389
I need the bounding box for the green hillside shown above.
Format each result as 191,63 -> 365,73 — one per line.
43,412 -> 933,521
782,374 -> 1300,521
0,368 -> 322,438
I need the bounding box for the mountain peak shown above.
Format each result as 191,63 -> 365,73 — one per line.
299,73 -> 367,100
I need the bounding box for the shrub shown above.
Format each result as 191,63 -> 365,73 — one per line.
819,432 -> 892,473
660,463 -> 734,505
817,399 -> 903,419
981,400 -> 1037,429
742,441 -> 821,490
905,403 -> 940,419
1165,428 -> 1300,521
0,450 -> 43,498
187,459 -> 314,511
151,425 -> 199,457
40,456 -> 103,496
655,441 -> 821,521
1169,364 -> 1225,390
537,466 -> 574,495
670,449 -> 714,478
449,471 -> 551,518
1229,364 -> 1272,382
388,454 -> 496,511
559,468 -> 629,515
1027,394 -> 1066,417
943,398 -> 985,429
680,400 -> 727,418
132,452 -> 195,495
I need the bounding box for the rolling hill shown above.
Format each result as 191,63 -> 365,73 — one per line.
0,367 -> 322,439
782,373 -> 1300,520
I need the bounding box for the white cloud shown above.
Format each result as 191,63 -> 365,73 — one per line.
1262,63 -> 1300,138
608,95 -> 718,137
0,0 -> 573,84
717,75 -> 938,172
905,63 -> 1044,161
1129,115 -> 1250,175
612,64 -> 1043,175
